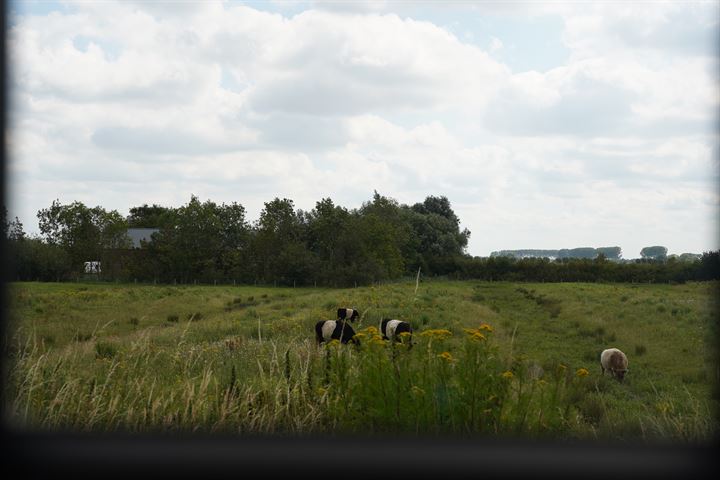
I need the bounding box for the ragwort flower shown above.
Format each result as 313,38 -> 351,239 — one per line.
462,328 -> 486,341
438,351 -> 454,362
364,326 -> 379,336
420,329 -> 452,339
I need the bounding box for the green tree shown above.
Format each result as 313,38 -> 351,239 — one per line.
127,204 -> 174,228
36,200 -> 130,274
149,196 -> 250,283
640,246 -> 668,261
3,207 -> 25,241
356,192 -> 413,281
678,253 -> 702,263
306,198 -> 355,285
596,246 -> 622,260
698,250 -> 720,280
11,237 -> 72,281
252,197 -> 313,285
405,195 -> 470,274
217,201 -> 252,282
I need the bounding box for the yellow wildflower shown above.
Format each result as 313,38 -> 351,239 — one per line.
478,323 -> 493,332
420,329 -> 452,338
462,328 -> 486,341
576,368 -> 590,378
352,333 -> 367,340
411,386 -> 425,396
398,331 -> 412,338
438,351 -> 454,362
364,326 -> 379,335
327,339 -> 341,347
501,370 -> 514,379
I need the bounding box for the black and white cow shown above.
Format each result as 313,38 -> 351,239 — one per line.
315,319 -> 358,345
314,307 -> 361,345
380,318 -> 413,346
337,308 -> 360,322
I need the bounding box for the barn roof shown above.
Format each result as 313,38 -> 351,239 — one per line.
126,228 -> 160,248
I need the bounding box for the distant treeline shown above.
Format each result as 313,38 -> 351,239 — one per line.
490,246 -> 701,262
491,247 -> 623,260
3,194 -> 719,286
447,254 -> 719,284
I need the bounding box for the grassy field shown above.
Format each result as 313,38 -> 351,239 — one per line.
3,279 -> 718,442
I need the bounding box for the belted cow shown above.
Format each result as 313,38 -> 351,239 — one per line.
315,307 -> 361,345
380,318 -> 413,347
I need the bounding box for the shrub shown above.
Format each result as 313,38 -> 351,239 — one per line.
579,396 -> 605,424
95,341 -> 117,359
166,314 -> 179,323
226,297 -> 259,311
548,304 -> 562,318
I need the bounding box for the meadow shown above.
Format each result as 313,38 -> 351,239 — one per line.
3,279 -> 718,442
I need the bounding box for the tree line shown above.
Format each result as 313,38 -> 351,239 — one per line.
3,193 -> 719,286
491,247 -> 624,260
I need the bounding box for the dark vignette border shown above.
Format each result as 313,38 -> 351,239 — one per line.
0,2 -> 718,479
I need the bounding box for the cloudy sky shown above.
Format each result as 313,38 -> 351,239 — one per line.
5,0 -> 719,258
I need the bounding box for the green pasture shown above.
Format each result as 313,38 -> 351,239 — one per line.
3,280 -> 718,441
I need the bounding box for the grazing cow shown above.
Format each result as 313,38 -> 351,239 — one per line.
315,319 -> 358,345
337,308 -> 360,322
600,348 -> 629,381
381,318 -> 413,347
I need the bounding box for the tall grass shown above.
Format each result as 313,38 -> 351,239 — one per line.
2,323 -> 609,438
3,280 -> 717,441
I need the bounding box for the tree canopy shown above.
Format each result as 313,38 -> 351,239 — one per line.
4,199 -> 717,285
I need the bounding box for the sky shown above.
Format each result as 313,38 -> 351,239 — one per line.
4,0 -> 719,258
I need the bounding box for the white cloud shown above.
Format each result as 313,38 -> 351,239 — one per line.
5,0 -> 718,257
